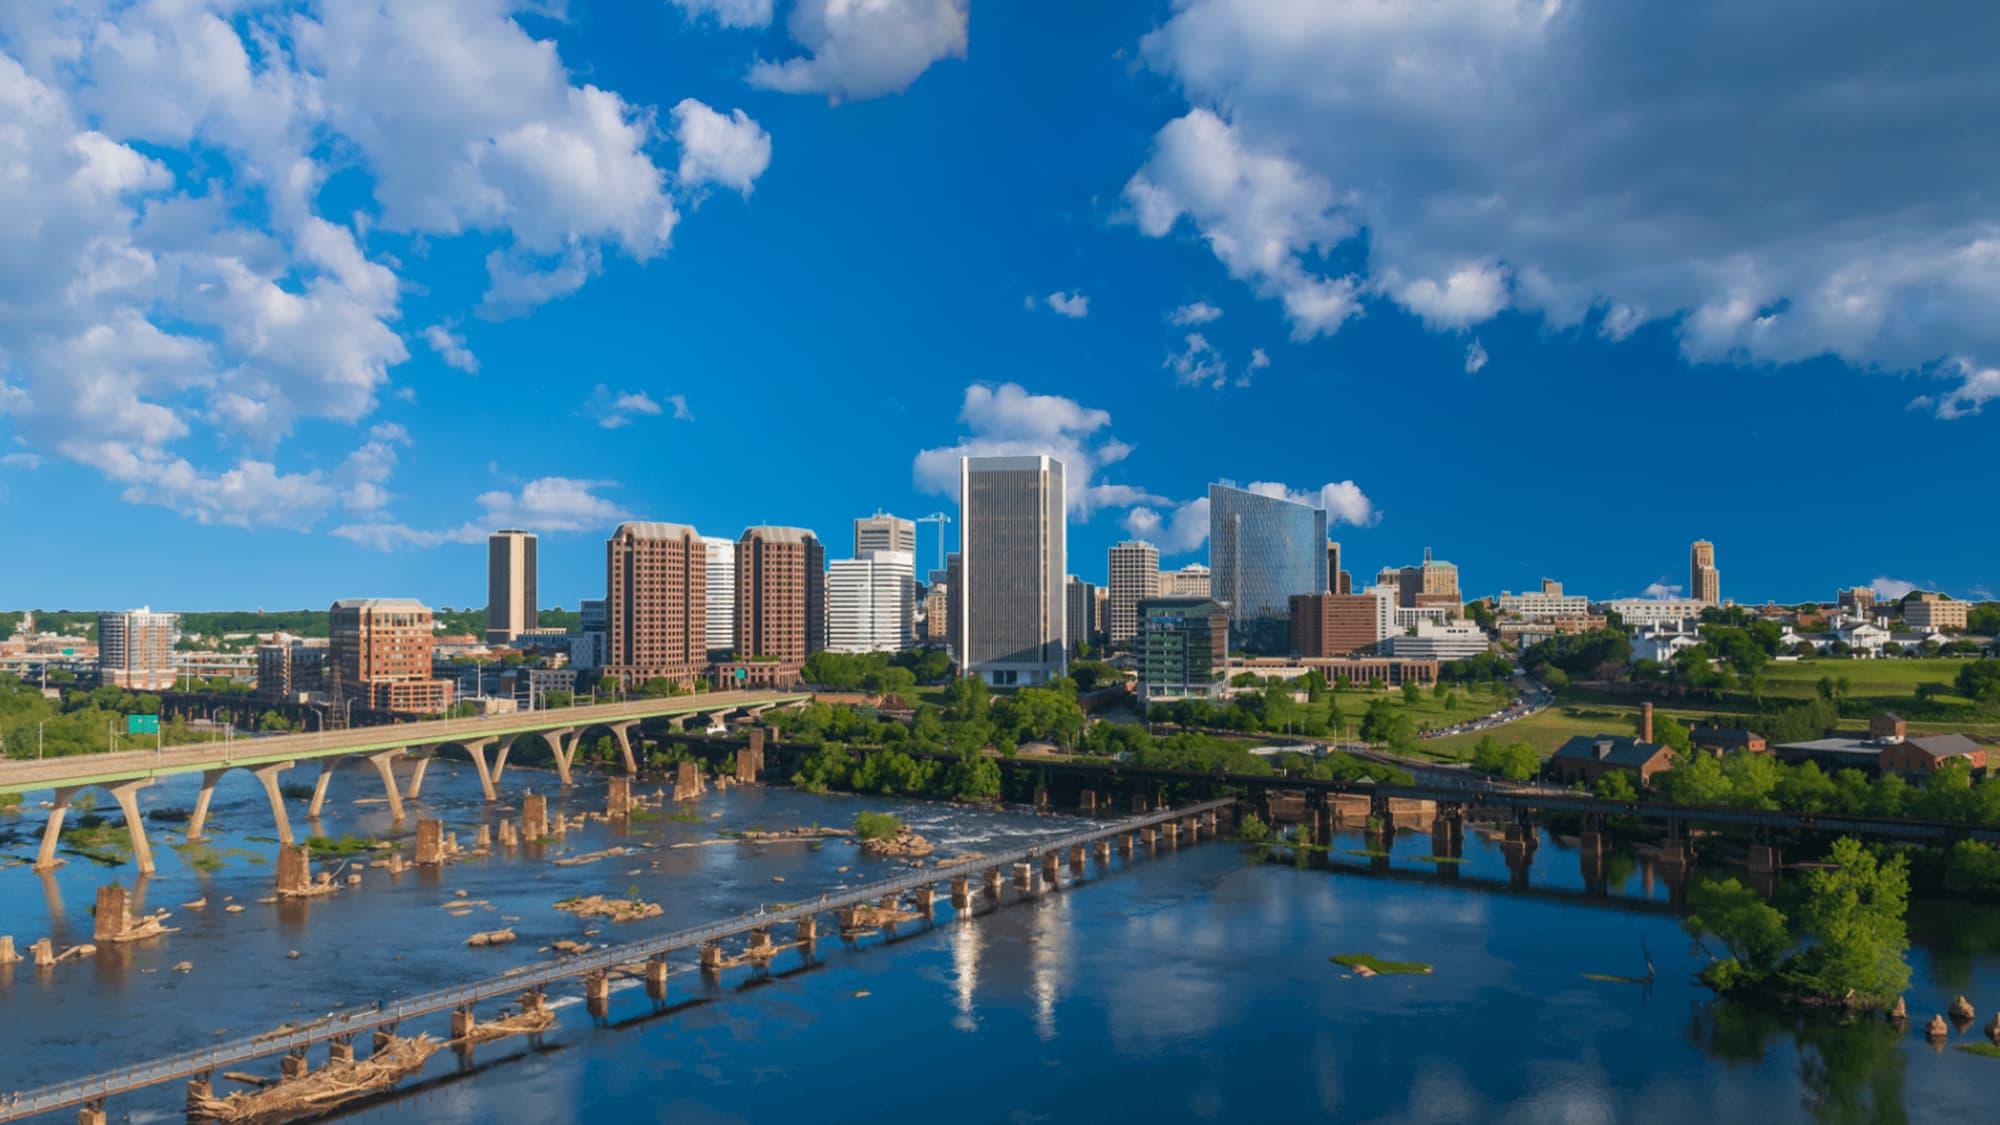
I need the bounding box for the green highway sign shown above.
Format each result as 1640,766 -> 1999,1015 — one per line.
61,648 -> 74,656
735,668 -> 748,682
126,714 -> 160,735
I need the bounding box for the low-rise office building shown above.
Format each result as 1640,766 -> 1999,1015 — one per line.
1904,593 -> 1968,631
1137,597 -> 1227,701
1379,620 -> 1491,661
1289,588 -> 1394,658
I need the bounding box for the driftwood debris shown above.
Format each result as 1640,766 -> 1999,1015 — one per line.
190,1035 -> 441,1123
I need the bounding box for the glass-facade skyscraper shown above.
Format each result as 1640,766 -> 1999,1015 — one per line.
1208,482 -> 1329,654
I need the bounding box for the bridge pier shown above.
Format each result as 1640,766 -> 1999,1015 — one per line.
952,876 -> 971,909
367,749 -> 408,821
373,1026 -> 399,1053
186,1075 -> 212,1115
585,971 -> 610,1019
1748,843 -> 1781,874
281,1047 -> 309,1080
700,941 -> 723,973
186,769 -> 227,842
405,754 -> 432,800
916,886 -> 936,915
613,722 -> 640,776
33,786 -> 79,871
1013,861 -> 1033,890
78,1100 -> 105,1125
105,779 -> 157,876
984,868 -> 1005,899
329,1035 -> 355,1065
1068,844 -> 1085,870
458,738 -> 501,801
522,793 -> 549,841
492,735 -> 518,784
541,727 -> 579,787
1079,789 -> 1099,815
796,916 -> 818,945
1094,839 -> 1111,864
606,777 -> 632,817
646,955 -> 670,1001
1041,853 -> 1060,886
452,1005 -> 477,1040
414,819 -> 444,866
1119,832 -> 1133,856
307,758 -> 338,820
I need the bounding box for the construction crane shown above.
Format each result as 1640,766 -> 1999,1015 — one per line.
914,512 -> 952,576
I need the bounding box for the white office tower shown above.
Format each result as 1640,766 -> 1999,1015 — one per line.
826,550 -> 917,653
958,455 -> 1066,687
701,535 -> 737,656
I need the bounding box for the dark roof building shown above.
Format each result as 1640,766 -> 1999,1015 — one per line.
1550,735 -> 1676,788
1879,733 -> 1988,774
1689,726 -> 1768,754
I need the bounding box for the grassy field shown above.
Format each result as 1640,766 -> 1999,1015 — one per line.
1427,659 -> 2000,762
1758,657 -> 1978,699
1423,706 -> 1645,760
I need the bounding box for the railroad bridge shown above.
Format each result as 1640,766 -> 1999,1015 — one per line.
0,692 -> 808,875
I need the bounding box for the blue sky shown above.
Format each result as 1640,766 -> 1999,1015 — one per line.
2,0 -> 1997,612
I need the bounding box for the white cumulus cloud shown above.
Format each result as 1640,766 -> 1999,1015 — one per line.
1464,339 -> 1488,374
584,385 -> 667,429
333,476 -> 631,549
1169,301 -> 1223,326
913,383 -> 1153,518
1045,291 -> 1089,318
1868,576 -> 1920,601
671,98 -> 772,196
423,324 -> 479,374
1132,0 -> 2000,412
750,0 -> 969,102
669,0 -> 775,29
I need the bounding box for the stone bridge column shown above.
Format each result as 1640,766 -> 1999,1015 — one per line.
458,738 -> 500,801
34,786 -> 80,871
186,769 -> 227,842
606,777 -> 632,817
540,727 -> 579,787
107,779 -> 157,876
307,758 -> 339,820
612,722 -> 640,776
366,749 -> 408,821
404,754 -> 433,800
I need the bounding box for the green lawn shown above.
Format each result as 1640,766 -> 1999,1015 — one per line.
1304,681 -> 1512,737
1757,657 -> 1977,699
1423,705 -> 1644,760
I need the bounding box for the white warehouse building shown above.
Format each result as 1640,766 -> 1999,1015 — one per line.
825,550 -> 916,654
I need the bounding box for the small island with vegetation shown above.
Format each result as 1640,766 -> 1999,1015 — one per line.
1684,836 -> 1910,1014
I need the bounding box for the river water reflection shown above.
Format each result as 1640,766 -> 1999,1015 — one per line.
2,761 -> 1997,1123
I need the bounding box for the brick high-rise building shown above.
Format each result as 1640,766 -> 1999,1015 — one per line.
735,526 -> 826,667
328,598 -> 453,714
1107,540 -> 1160,646
1396,548 -> 1461,613
605,522 -> 709,689
1290,589 -> 1396,658
484,530 -> 538,643
1690,539 -> 1720,605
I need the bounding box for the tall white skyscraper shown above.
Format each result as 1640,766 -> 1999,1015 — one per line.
826,550 -> 916,653
701,535 -> 737,656
1107,540 -> 1161,646
485,529 -> 538,643
959,455 -> 1065,687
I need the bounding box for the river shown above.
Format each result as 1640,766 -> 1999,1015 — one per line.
1,757 -> 1996,1123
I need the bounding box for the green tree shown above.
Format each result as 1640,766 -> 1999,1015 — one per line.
1790,838 -> 1911,1006
1655,752 -> 1732,805
1685,878 -> 1791,987
1593,771 -> 1639,801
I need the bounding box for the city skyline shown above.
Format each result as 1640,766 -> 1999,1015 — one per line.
3,4 -> 1998,611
